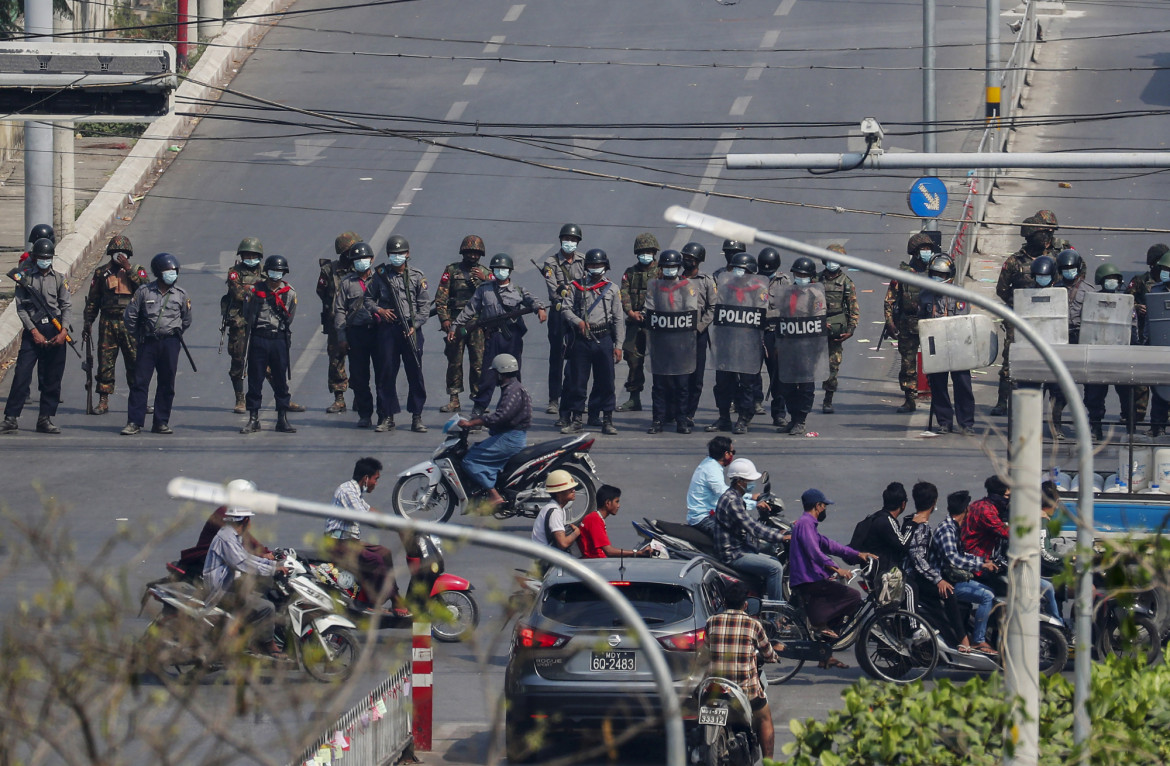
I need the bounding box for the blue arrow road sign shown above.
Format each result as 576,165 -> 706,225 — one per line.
908,176 -> 948,218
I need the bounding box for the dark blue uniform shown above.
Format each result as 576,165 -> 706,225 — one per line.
454,280 -> 544,412
4,265 -> 71,424
243,280 -> 296,413
366,265 -> 431,417
124,281 -> 192,429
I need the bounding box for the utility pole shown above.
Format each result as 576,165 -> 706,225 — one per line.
922,0 -> 937,232
24,0 -> 54,243
53,8 -> 74,238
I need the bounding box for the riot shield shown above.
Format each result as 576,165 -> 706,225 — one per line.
1145,292 -> 1170,400
712,274 -> 768,374
772,283 -> 828,384
1080,292 -> 1134,346
1015,288 -> 1069,345
646,278 -> 700,376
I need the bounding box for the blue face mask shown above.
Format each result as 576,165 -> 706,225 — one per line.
493,267 -> 511,281
794,276 -> 812,286
931,274 -> 946,282
1161,270 -> 1170,283
745,482 -> 757,494
352,258 -> 372,273
561,241 -> 578,255
919,250 -> 934,263
387,254 -> 407,267
1035,274 -> 1053,287
266,270 -> 284,281
732,267 -> 746,277
587,267 -> 605,278
824,261 -> 840,271
161,269 -> 178,285
36,258 -> 53,270
662,267 -> 680,278
1061,268 -> 1078,281
637,253 -> 654,266
242,257 -> 261,268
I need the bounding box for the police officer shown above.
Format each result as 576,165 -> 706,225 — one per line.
559,249 -> 624,436
680,242 -> 717,429
884,233 -> 936,413
758,247 -> 790,427
82,235 -> 149,415
1124,243 -> 1167,425
1146,252 -> 1170,437
333,242 -> 384,429
240,255 -> 297,435
436,235 -> 490,413
452,253 -> 547,418
1084,263 -> 1138,440
712,239 -> 747,284
121,253 -> 193,435
645,249 -> 700,434
366,234 -> 432,433
919,254 -> 975,435
1049,248 -> 1091,435
617,232 -> 660,413
817,244 -> 859,414
317,232 -> 362,414
17,223 -> 54,267
707,251 -> 767,435
0,238 -> 70,434
773,256 -> 822,435
540,223 -> 586,416
992,209 -> 1061,416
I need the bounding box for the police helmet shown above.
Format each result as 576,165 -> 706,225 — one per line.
459,235 -> 485,255
907,232 -> 938,256
334,231 -> 362,256
489,253 -> 515,270
263,254 -> 289,275
1146,244 -> 1169,267
28,223 -> 54,244
633,232 -> 659,253
680,242 -> 706,263
730,251 -> 757,273
106,235 -> 133,257
1094,263 -> 1122,286
151,252 -> 180,278
385,234 -> 410,255
237,237 -> 263,256
1030,255 -> 1056,277
1055,248 -> 1082,272
31,238 -> 54,258
490,353 -> 520,374
346,241 -> 375,264
757,248 -> 781,276
584,248 -> 609,269
928,254 -> 955,280
558,223 -> 583,241
791,256 -> 817,277
722,239 -> 747,256
658,249 -> 683,269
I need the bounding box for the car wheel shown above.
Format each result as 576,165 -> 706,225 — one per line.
559,464 -> 597,524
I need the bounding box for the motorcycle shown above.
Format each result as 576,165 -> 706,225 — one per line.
688,676 -> 764,766
391,416 -> 603,524
140,548 -> 360,682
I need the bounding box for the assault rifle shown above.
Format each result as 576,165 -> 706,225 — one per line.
83,329 -> 94,414
459,305 -> 537,338
6,268 -> 81,359
376,268 -> 420,358
876,325 -> 891,351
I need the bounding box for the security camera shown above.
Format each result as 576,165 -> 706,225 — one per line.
859,118 -> 884,145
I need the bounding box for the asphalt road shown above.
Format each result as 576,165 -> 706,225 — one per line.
1,0 -> 1167,762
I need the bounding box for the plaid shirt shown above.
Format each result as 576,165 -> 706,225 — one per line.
961,498 -> 1009,562
705,609 -> 775,700
713,488 -> 788,564
325,479 -> 369,540
928,515 -> 985,576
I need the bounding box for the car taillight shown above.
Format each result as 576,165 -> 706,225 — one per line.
658,628 -> 705,651
515,624 -> 569,649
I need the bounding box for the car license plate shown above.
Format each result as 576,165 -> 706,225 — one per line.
590,650 -> 636,671
698,706 -> 728,727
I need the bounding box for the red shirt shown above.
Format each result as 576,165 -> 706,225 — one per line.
962,498 -> 1009,561
577,511 -> 611,558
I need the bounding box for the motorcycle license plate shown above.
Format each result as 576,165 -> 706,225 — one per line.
582,454 -> 598,474
698,706 -> 728,727
590,650 -> 636,671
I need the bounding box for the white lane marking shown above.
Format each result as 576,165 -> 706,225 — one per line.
484,35 -> 505,54
503,4 -> 524,22
745,63 -> 765,81
669,131 -> 738,251
464,68 -> 485,86
760,30 -> 780,48
219,250 -> 236,274
775,0 -> 797,16
730,96 -> 752,116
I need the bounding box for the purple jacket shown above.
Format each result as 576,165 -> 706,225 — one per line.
788,511 -> 863,588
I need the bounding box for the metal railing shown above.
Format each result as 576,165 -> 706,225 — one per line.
290,663 -> 412,766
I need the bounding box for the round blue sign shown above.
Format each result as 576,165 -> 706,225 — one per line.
908,177 -> 948,218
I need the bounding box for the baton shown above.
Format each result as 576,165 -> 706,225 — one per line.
178,335 -> 198,372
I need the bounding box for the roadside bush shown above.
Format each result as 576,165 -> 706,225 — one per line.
772,656 -> 1170,765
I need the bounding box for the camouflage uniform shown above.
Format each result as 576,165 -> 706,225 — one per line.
618,232 -> 661,408
83,237 -> 149,405
317,231 -> 362,411
223,262 -> 264,385
817,262 -> 859,395
883,262 -> 926,397
436,238 -> 490,405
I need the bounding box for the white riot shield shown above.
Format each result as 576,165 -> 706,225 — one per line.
646,278 -> 700,376
712,275 -> 768,374
1015,288 -> 1070,345
1080,293 -> 1134,346
772,283 -> 828,384
920,314 -> 999,374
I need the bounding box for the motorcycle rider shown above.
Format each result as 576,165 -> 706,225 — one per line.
927,490 -> 999,656
176,479 -> 273,574
848,482 -> 911,577
713,458 -> 785,602
901,482 -> 974,653
458,353 -> 532,508
577,485 -> 650,559
686,436 -> 754,538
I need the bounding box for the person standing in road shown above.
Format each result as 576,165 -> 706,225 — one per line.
707,251 -> 766,435
918,254 -> 976,435
711,239 -> 747,284
458,353 -> 531,508
1084,263 -> 1139,440
680,242 -> 717,430
0,238 -> 71,435
540,223 -> 586,417
577,485 -> 650,559
644,250 -> 699,434
317,231 -> 362,415
617,232 -> 660,414
758,247 -> 790,428
1144,251 -> 1170,437
817,245 -> 858,415
366,234 -> 432,434
712,458 -> 786,602
771,256 -> 823,435
1122,243 -> 1166,425
332,242 -> 383,429
436,235 -> 490,414
884,232 -> 936,414
558,248 -> 624,436
82,235 -> 149,415
121,253 -> 193,435
239,255 -> 298,435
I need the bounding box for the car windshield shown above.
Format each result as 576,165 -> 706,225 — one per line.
541,582 -> 695,628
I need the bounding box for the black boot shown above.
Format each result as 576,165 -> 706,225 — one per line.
35,416 -> 60,434
896,392 -> 916,413
733,415 -> 751,435
601,412 -> 618,436
276,409 -> 296,433
676,418 -> 692,435
232,379 -> 246,414
586,412 -> 602,428
0,416 -> 16,434
822,391 -> 835,414
647,420 -> 664,434
1051,400 -> 1066,440
989,379 -> 1011,417
561,413 -> 584,435
1091,422 -> 1104,441
326,391 -> 347,414
617,393 -> 642,412
240,410 -> 261,434
706,410 -> 733,432
772,413 -> 788,429
788,418 -> 808,436
411,414 -> 428,433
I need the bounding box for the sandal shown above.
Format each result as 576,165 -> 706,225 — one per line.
814,628 -> 840,642
817,656 -> 849,670
972,642 -> 999,657
957,644 -> 974,654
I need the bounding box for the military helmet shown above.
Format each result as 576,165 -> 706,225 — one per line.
334,231 -> 362,256
346,242 -> 375,264
1157,252 -> 1170,271
1055,248 -> 1082,272
1030,255 -> 1056,277
1094,263 -> 1122,286
150,252 -> 180,278
28,223 -> 54,244
30,238 -> 54,258
489,253 -> 514,270
1146,243 -> 1169,267
385,234 -> 410,254
237,237 -> 263,256
459,235 -> 485,254
1021,210 -> 1059,239
928,253 -> 955,280
106,235 -> 133,256
658,249 -> 683,269
906,232 -> 938,256
263,254 -> 289,274
791,256 -> 817,277
680,242 -> 706,263
757,247 -> 781,275
730,251 -> 757,273
722,239 -> 747,255
558,223 -> 583,241
633,232 -> 660,253
584,248 -> 609,269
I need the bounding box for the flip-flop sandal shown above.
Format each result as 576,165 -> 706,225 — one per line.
957,644 -> 974,654
815,629 -> 840,642
817,657 -> 850,670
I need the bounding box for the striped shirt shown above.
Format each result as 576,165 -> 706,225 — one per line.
704,609 -> 775,700
325,479 -> 369,540
203,525 -> 276,607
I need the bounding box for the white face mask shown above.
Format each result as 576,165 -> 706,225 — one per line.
561,241 -> 578,255
731,267 -> 746,277
242,257 -> 261,268
35,258 -> 53,270
824,261 -> 840,271
266,270 -> 284,281
493,267 -> 511,281
794,276 -> 812,286
637,253 -> 654,266
662,267 -> 680,278
1103,278 -> 1121,292
387,254 -> 407,267
161,269 -> 178,285
587,267 -> 605,278
352,258 -> 372,273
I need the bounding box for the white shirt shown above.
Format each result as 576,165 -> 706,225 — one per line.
532,501 -> 568,547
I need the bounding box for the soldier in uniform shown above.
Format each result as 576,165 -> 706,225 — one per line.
1085,263 -> 1138,440
121,253 -> 193,435
366,234 -> 432,434
559,249 -> 624,436
436,235 -> 490,413
884,233 -> 936,413
1123,243 -> 1166,425
222,237 -> 304,415
617,232 -> 660,413
82,235 -> 149,415
333,242 -> 383,429
992,210 -> 1061,416
240,255 -> 297,435
816,245 -> 859,415
451,253 -> 547,418
317,231 -> 362,414
540,223 -> 585,417
0,238 -> 70,434
758,247 -> 790,427
918,255 -> 975,435
680,242 -> 717,429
